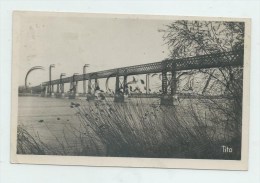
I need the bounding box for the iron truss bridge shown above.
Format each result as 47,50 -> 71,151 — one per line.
37,49 -> 243,87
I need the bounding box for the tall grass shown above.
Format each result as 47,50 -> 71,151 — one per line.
17,97 -> 241,160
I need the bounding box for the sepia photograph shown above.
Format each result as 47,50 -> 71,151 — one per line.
11,11 -> 250,169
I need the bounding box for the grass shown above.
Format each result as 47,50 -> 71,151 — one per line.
17,97 -> 242,160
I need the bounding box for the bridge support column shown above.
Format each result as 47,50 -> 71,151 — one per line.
60,83 -> 66,98
114,74 -> 124,103
123,75 -> 128,95
171,65 -> 177,96
87,78 -> 91,94
56,84 -> 60,93
69,80 -> 78,99
87,77 -> 95,101
56,83 -> 65,98
47,85 -> 50,97
61,83 -> 65,98
94,78 -> 99,90
146,74 -> 150,94
161,71 -> 167,95
75,81 -> 78,94
83,80 -> 86,96
69,81 -> 72,92
160,70 -> 173,105
55,84 -> 59,98
160,63 -> 178,106
83,77 -> 87,97
41,86 -> 47,97
47,85 -> 50,96
171,63 -> 179,105
61,83 -> 64,93
69,80 -> 73,99
44,86 -> 48,97
48,84 -> 55,97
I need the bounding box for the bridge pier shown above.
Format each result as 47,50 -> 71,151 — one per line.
55,84 -> 59,98
45,86 -> 48,96
94,78 -> 99,90
114,73 -> 127,103
47,84 -> 55,97
56,83 -> 60,94
160,69 -> 172,105
83,80 -> 87,96
160,62 -> 177,106
56,83 -> 65,98
86,76 -> 95,101
83,70 -> 87,97
69,79 -> 78,99
114,75 -> 124,102
171,63 -> 177,96
41,86 -> 47,97
46,85 -> 50,97
146,74 -> 150,94
123,75 -> 128,95
61,83 -> 65,98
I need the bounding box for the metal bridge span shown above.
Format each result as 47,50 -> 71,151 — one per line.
29,49 -> 243,105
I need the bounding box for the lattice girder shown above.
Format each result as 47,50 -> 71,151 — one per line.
35,49 -> 243,87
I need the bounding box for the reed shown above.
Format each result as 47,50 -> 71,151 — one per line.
17,96 -> 241,160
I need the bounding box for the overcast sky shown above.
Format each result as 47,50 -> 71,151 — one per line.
16,12 -> 172,87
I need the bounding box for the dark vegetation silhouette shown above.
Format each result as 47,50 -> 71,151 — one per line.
160,20 -> 244,144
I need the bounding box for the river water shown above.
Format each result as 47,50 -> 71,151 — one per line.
17,96 -> 162,153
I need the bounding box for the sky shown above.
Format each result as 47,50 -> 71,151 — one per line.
16,12 -> 172,89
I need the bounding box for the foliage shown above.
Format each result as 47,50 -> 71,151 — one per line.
159,20 -> 244,147
159,20 -> 244,58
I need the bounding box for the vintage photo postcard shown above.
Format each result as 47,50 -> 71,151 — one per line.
11,11 -> 250,170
